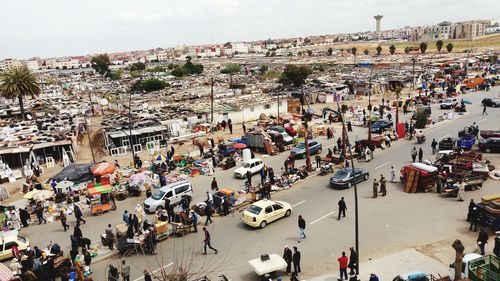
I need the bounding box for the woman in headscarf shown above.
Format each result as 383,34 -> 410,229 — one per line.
457,178 -> 466,201
135,204 -> 145,225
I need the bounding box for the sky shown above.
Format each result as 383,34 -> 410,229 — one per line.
1,0 -> 499,60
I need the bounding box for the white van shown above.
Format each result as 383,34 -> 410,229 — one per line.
449,253 -> 483,281
143,180 -> 193,213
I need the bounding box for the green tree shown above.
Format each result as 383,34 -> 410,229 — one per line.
389,45 -> 396,55
183,57 -> 203,75
376,45 -> 382,56
436,40 -> 444,52
364,49 -> 369,55
404,47 -> 410,54
307,50 -> 313,56
446,43 -> 454,53
0,65 -> 41,120
220,64 -> 241,74
327,48 -> 333,56
279,64 -> 312,87
107,70 -> 122,80
150,66 -> 167,73
351,47 -> 357,56
419,42 -> 428,54
129,62 -> 146,71
259,65 -> 269,76
171,66 -> 186,77
415,110 -> 429,129
131,79 -> 169,92
90,54 -> 111,76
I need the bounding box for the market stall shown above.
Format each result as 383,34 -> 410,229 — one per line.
88,183 -> 116,215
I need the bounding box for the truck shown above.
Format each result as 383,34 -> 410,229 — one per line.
449,254 -> 499,281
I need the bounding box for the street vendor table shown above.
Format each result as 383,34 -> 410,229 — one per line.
115,222 -> 128,238
248,254 -> 287,275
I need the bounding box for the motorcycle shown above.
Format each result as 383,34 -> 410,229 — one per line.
416,135 -> 426,144
319,163 -> 334,175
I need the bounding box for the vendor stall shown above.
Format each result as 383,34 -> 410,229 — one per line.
88,183 -> 116,215
248,254 -> 287,276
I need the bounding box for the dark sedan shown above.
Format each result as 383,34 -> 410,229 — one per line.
482,98 -> 500,108
370,119 -> 393,134
329,168 -> 369,189
478,137 -> 500,153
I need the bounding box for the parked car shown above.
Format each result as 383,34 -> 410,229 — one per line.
438,137 -> 456,150
241,200 -> 292,228
440,98 -> 458,109
478,137 -> 500,153
329,168 -> 369,189
266,127 -> 293,144
234,158 -> 264,178
144,180 -> 193,213
370,119 -> 393,133
290,141 -> 322,159
0,231 -> 30,261
481,98 -> 500,107
480,130 -> 500,139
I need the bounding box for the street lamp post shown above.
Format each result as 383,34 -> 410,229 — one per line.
301,86 -> 312,172
411,57 -> 416,91
367,65 -> 374,142
128,91 -> 135,163
85,85 -> 96,163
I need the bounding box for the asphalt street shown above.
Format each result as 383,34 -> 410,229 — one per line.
17,86 -> 500,280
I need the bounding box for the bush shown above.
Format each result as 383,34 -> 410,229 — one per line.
415,110 -> 429,129
131,79 -> 169,92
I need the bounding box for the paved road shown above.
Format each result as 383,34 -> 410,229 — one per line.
18,87 -> 500,280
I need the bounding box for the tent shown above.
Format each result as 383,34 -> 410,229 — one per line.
51,163 -> 92,183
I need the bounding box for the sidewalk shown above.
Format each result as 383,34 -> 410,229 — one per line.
307,249 -> 449,281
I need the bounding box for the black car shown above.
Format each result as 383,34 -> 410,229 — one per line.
438,137 -> 456,150
370,119 -> 393,134
482,98 -> 500,107
329,168 -> 369,189
478,137 -> 500,153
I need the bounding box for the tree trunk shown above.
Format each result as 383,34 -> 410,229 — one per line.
395,89 -> 400,125
18,95 -> 25,120
452,239 -> 465,281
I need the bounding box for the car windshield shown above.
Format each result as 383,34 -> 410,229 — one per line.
152,190 -> 165,200
243,163 -> 251,168
295,143 -> 305,149
17,236 -> 27,243
247,205 -> 262,215
336,170 -> 350,177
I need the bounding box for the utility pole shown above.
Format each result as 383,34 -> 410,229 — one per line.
367,65 -> 374,142
301,85 -> 312,172
277,91 -> 280,121
411,57 -> 416,91
210,77 -> 214,132
128,91 -> 135,162
336,98 -> 359,274
85,86 -> 96,163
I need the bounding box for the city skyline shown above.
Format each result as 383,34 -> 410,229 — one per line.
1,0 -> 498,60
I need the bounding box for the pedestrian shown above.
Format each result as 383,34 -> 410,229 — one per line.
59,210 -> 69,231
347,121 -> 352,132
260,165 -> 268,185
242,123 -> 246,134
105,224 -> 115,250
228,119 -> 233,134
315,154 -> 322,169
74,205 -> 86,225
205,204 -> 213,226
144,269 -> 153,281
202,227 -> 218,254
246,170 -> 252,186
348,247 -> 358,275
467,199 -> 476,222
477,228 -> 488,255
338,197 -> 347,220
19,207 -> 29,228
283,245 -> 293,273
292,246 -> 301,274
457,178 -> 465,202
390,166 -> 396,183
120,260 -> 130,281
470,207 -> 479,232
385,135 -> 391,147
411,147 -> 417,162
132,214 -> 139,233
206,191 -> 213,209
431,139 -> 438,155
482,104 -> 488,115
36,203 -> 46,224
369,274 -> 380,281
298,215 -> 306,241
372,179 -> 379,198
337,138 -> 342,150
494,231 -> 500,257
379,175 -> 387,196
108,264 -> 119,281
83,249 -> 92,274
338,251 -> 349,280
418,147 -> 423,163
190,210 -> 198,233
73,225 -> 83,241
122,210 -> 129,224
435,174 -> 443,194
211,177 -> 218,191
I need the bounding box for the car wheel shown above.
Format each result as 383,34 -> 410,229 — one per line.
364,174 -> 369,180
317,148 -> 322,154
260,221 -> 267,228
285,209 -> 291,217
486,148 -> 491,153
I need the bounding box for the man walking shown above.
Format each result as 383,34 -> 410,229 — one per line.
298,215 -> 306,241
105,224 -> 115,250
483,104 -> 488,115
338,251 -> 349,280
372,179 -> 379,198
338,197 -> 347,220
470,207 -> 479,232
74,205 -> 86,225
477,228 -> 488,255
431,138 -> 438,155
348,247 -> 358,275
202,227 -> 218,255
418,147 -> 424,163
283,245 -> 293,273
204,204 -> 213,226
292,246 -> 301,274
246,170 -> 252,187
59,211 -> 69,231
390,166 -> 396,183
120,260 -> 130,281
211,177 -> 218,191
36,203 -> 46,224
411,147 -> 417,162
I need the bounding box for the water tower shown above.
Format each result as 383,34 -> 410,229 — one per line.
374,15 -> 383,33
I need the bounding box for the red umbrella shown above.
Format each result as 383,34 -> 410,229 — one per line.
90,162 -> 116,176
233,143 -> 247,149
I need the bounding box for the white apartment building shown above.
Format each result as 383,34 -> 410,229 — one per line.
0,59 -> 23,71
24,59 -> 40,71
157,51 -> 170,61
146,53 -> 158,62
232,43 -> 249,54
249,44 -> 263,53
54,58 -> 80,69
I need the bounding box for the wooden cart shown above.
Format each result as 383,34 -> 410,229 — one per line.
88,183 -> 116,215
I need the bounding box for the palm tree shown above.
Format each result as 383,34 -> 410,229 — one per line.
446,43 -> 454,53
436,40 -> 444,52
389,45 -> 396,55
376,46 -> 382,56
419,42 -> 428,54
0,65 -> 41,120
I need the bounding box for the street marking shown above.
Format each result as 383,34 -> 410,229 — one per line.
478,118 -> 487,123
311,211 -> 336,225
133,262 -> 173,281
374,161 -> 391,170
438,134 -> 449,140
293,200 -> 306,207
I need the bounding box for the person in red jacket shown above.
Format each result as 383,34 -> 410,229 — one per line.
338,251 -> 349,280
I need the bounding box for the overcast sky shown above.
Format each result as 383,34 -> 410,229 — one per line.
1,0 -> 498,60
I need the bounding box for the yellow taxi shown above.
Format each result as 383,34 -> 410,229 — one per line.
241,199 -> 292,228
